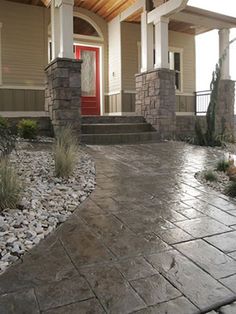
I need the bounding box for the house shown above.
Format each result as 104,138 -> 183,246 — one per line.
0,0 -> 235,141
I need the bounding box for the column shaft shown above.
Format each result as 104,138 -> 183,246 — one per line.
141,11 -> 154,72
154,17 -> 169,69
219,28 -> 230,80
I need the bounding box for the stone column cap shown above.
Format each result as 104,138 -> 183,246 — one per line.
135,68 -> 175,77
45,57 -> 83,71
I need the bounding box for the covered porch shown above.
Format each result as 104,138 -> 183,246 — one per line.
0,0 -> 235,139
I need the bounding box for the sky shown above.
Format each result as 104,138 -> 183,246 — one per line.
188,0 -> 236,91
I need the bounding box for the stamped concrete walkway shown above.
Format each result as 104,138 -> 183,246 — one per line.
1,142 -> 236,314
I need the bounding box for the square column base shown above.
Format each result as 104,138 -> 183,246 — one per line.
216,79 -> 235,138
135,68 -> 176,139
45,57 -> 82,136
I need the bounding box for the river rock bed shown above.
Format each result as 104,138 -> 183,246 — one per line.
0,147 -> 96,274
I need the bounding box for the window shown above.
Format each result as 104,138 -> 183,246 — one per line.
73,17 -> 99,37
169,49 -> 182,92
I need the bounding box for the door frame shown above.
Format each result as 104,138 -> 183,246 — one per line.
74,41 -> 104,115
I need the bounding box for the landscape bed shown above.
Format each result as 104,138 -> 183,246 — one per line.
0,141 -> 96,274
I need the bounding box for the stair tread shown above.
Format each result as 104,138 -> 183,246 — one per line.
82,123 -> 149,126
81,116 -> 145,124
81,131 -> 158,136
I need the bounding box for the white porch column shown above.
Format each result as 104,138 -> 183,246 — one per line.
51,0 -> 60,59
55,0 -> 74,59
154,17 -> 169,69
58,0 -> 74,58
219,28 -> 230,80
141,11 -> 154,72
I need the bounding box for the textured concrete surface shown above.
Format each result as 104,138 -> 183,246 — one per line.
1,142 -> 236,313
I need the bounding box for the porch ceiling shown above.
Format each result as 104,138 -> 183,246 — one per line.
170,5 -> 236,35
6,0 -> 137,21
7,1 -> 236,32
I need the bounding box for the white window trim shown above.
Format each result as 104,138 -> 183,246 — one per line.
169,46 -> 183,93
0,22 -> 2,86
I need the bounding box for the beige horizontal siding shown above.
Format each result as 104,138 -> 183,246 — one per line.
121,22 -> 141,91
0,0 -> 48,87
0,88 -> 44,111
169,31 -> 196,94
108,17 -> 122,93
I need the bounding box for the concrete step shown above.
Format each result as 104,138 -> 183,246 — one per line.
81,132 -> 160,145
82,123 -> 154,134
81,115 -> 145,124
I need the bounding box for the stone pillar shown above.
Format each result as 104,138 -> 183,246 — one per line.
136,68 -> 176,139
45,58 -> 82,136
216,79 -> 235,138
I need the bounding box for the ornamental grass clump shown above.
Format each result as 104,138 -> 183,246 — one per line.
216,159 -> 230,172
204,170 -> 217,182
0,158 -> 22,211
54,127 -> 78,178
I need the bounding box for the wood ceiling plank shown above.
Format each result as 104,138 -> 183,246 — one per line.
7,0 -> 141,22
98,0 -> 123,16
40,0 -> 50,6
97,0 -> 134,19
105,0 -> 136,21
87,0 -> 105,11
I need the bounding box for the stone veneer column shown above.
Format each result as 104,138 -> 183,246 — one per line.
216,79 -> 235,138
135,68 -> 176,139
45,57 -> 82,136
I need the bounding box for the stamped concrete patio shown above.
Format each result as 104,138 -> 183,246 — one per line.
1,142 -> 236,313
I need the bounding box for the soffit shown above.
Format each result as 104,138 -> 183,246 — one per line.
6,0 -> 138,21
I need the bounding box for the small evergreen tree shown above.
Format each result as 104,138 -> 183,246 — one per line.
195,37 -> 236,146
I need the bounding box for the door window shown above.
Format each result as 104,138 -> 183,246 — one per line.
81,50 -> 96,97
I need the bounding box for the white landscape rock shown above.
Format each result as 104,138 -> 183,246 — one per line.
0,147 -> 96,274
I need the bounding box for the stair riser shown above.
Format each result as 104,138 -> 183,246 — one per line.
82,116 -> 145,124
82,124 -> 153,134
81,133 -> 160,145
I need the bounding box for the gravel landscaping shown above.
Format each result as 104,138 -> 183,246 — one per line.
195,144 -> 236,197
195,169 -> 230,195
0,144 -> 96,274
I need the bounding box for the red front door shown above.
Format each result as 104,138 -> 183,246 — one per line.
75,45 -> 100,115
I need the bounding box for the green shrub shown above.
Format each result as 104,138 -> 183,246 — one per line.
204,170 -> 217,182
54,127 -> 78,178
18,119 -> 38,139
0,158 -> 22,211
216,159 -> 230,172
0,117 -> 16,157
225,181 -> 236,197
0,116 -> 9,129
